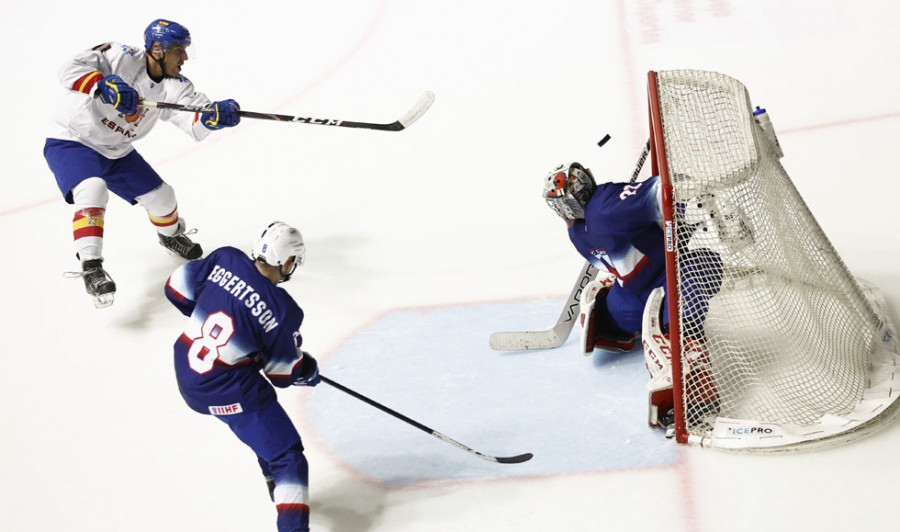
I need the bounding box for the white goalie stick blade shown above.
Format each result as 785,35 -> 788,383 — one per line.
490,261 -> 599,351
397,90 -> 435,129
489,329 -> 566,351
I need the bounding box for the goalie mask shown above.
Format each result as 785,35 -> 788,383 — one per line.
543,162 -> 597,221
252,221 -> 306,283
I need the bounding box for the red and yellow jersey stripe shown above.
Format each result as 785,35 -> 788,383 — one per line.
72,71 -> 104,94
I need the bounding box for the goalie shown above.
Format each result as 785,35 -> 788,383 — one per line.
543,162 -> 723,429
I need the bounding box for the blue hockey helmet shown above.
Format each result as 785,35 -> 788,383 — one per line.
543,162 -> 596,220
144,19 -> 191,52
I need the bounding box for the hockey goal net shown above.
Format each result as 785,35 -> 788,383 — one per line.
648,69 -> 900,451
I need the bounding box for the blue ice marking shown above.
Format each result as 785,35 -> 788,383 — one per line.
307,298 -> 678,487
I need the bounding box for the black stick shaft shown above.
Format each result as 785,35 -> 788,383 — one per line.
321,375 -> 435,433
631,139 -> 651,183
319,375 -> 533,464
139,91 -> 434,132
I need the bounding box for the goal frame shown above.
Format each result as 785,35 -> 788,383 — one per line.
647,71 -> 691,444
646,69 -> 900,450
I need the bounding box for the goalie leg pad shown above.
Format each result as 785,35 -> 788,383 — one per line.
579,274 -> 632,355
642,286 -> 674,428
683,339 -> 720,416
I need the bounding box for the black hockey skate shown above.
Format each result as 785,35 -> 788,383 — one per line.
74,258 -> 116,308
158,228 -> 202,260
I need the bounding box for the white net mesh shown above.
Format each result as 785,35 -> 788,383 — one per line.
653,70 -> 899,449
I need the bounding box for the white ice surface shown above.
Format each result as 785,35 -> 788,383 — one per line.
3,1 -> 900,531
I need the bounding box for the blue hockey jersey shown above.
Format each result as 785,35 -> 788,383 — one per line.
568,175 -> 667,304
165,246 -> 308,414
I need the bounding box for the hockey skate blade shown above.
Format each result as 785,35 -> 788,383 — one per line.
93,292 -> 115,309
489,330 -> 563,351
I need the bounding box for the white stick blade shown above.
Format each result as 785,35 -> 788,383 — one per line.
398,90 -> 435,128
489,330 -> 563,351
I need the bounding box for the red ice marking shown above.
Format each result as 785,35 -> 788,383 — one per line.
149,0 -> 390,170
780,111 -> 900,134
0,197 -> 56,217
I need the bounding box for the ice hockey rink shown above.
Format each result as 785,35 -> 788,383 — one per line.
3,1 -> 900,531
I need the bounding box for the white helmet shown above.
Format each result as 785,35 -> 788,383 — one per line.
252,221 -> 306,282
542,162 -> 597,221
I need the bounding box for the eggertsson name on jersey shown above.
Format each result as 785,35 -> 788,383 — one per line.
206,265 -> 280,333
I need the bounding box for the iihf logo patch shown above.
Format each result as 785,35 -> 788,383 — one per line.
589,248 -> 609,262
588,249 -> 619,278
209,403 -> 243,415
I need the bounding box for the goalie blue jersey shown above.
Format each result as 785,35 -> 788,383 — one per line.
568,176 -> 667,300
165,246 -> 308,414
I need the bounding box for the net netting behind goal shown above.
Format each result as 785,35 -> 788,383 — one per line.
647,69 -> 900,451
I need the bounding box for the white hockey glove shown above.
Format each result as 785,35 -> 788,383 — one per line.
682,193 -> 753,253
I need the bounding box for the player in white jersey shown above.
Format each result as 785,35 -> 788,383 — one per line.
44,19 -> 242,308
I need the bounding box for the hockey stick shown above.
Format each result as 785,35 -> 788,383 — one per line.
631,139 -> 651,183
488,138 -> 652,351
489,261 -> 598,350
139,90 -> 435,132
320,375 -> 533,464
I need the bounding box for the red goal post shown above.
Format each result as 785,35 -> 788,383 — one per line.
647,69 -> 900,451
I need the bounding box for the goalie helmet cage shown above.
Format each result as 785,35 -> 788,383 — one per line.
647,69 -> 900,452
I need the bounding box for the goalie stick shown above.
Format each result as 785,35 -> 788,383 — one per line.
139,90 -> 435,132
489,261 -> 599,350
320,375 -> 533,464
489,138 -> 652,351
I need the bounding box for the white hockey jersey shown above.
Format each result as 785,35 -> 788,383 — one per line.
48,42 -> 213,159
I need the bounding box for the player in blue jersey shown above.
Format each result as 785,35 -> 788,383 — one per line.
45,19 -> 242,308
165,221 -> 319,532
544,162 -> 670,348
543,162 -> 723,428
